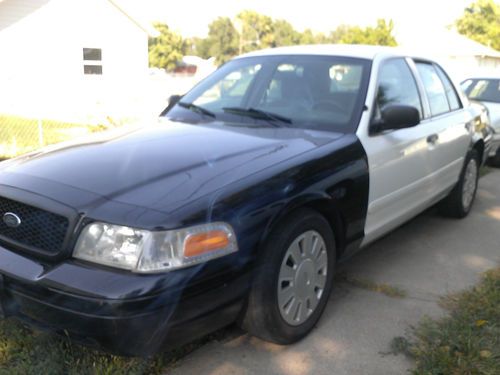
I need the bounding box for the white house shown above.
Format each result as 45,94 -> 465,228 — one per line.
0,0 -> 158,123
396,27 -> 500,83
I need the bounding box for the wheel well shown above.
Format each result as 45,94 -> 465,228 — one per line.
259,193 -> 351,261
303,200 -> 346,259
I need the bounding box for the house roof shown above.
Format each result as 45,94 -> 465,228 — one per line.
107,0 -> 159,37
0,0 -> 51,32
0,0 -> 159,37
396,27 -> 500,59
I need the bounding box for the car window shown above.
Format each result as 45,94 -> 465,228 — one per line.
434,65 -> 461,111
260,63 -> 305,105
253,58 -> 369,129
415,62 -> 450,116
259,62 -> 363,118
464,79 -> 500,104
193,64 -> 262,109
329,64 -> 363,93
170,55 -> 372,132
374,58 -> 422,119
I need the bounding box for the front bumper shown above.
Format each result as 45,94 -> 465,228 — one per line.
0,245 -> 249,356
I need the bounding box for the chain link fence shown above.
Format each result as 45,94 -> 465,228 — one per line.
0,114 -> 109,159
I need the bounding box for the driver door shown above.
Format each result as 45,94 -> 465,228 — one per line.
360,58 -> 437,245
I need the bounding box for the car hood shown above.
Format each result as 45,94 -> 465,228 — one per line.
0,120 -> 343,215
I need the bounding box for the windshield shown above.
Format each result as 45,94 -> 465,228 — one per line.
462,79 -> 500,104
166,55 -> 371,132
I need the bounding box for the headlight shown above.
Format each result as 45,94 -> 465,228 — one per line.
73,222 -> 238,273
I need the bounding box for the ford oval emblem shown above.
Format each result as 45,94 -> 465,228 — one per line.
3,212 -> 22,228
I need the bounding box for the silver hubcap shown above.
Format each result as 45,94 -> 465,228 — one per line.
277,230 -> 328,326
462,158 -> 478,210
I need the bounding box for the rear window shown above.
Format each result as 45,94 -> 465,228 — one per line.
434,66 -> 461,111
463,79 -> 500,104
415,62 -> 450,116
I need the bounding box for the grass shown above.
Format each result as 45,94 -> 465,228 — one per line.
0,318 -> 235,375
392,267 -> 500,374
0,115 -> 107,158
0,319 -> 160,375
336,274 -> 407,298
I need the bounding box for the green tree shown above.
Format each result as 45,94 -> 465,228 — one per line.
299,29 -> 316,44
330,19 -> 397,46
184,37 -> 211,59
236,10 -> 274,52
329,25 -> 363,44
271,19 -> 301,47
365,19 -> 397,46
188,13 -> 398,64
313,32 -> 331,44
206,17 -> 239,65
455,0 -> 500,50
148,23 -> 185,71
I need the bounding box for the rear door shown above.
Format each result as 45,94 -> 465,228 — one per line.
413,61 -> 471,197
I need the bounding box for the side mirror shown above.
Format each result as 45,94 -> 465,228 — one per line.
159,94 -> 183,116
371,104 -> 420,133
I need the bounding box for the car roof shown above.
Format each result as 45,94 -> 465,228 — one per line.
234,44 -> 426,61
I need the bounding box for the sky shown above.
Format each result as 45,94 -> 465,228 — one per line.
116,0 -> 474,38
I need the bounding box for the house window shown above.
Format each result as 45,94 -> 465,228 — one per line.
84,65 -> 103,75
83,48 -> 102,75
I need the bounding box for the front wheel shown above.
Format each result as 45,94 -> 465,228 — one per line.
439,150 -> 479,218
240,208 -> 336,344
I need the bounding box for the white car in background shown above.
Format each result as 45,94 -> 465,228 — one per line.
462,77 -> 500,166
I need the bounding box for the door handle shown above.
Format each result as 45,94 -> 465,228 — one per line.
427,134 -> 439,144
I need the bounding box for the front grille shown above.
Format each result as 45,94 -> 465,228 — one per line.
0,196 -> 69,254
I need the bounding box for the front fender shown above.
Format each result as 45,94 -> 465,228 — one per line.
254,139 -> 369,260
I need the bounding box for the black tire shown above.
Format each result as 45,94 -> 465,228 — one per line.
240,208 -> 336,344
488,149 -> 500,168
439,150 -> 480,218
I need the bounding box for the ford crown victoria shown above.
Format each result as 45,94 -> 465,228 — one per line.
0,45 -> 488,355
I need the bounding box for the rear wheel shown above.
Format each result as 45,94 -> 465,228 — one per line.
240,208 -> 336,344
488,149 -> 500,168
439,150 -> 479,218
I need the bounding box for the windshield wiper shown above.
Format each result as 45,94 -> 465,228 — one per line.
178,102 -> 216,118
222,107 -> 292,126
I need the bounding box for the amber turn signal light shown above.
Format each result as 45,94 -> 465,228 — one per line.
184,230 -> 231,257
